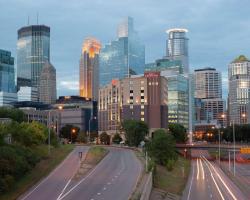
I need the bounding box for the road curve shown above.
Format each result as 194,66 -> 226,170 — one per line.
19,146 -> 89,200
19,146 -> 142,200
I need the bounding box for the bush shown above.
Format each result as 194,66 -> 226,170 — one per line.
166,159 -> 176,171
112,133 -> 122,144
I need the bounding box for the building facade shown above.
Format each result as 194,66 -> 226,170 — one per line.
0,49 -> 17,106
228,55 -> 250,124
39,62 -> 56,104
98,72 -> 168,135
194,68 -> 222,99
99,17 -> 145,86
145,58 -> 189,128
194,68 -> 226,135
166,28 -> 189,74
79,37 -> 101,101
17,25 -> 50,101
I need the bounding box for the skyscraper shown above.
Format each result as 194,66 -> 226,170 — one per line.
145,58 -> 189,128
194,68 -> 222,99
39,62 -> 57,104
99,17 -> 145,86
194,68 -> 226,132
0,49 -> 17,106
228,55 -> 250,124
166,28 -> 189,74
79,37 -> 101,101
17,25 -> 50,101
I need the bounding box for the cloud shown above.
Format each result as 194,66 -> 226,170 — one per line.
59,81 -> 78,91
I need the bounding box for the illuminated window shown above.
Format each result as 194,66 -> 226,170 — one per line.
141,118 -> 144,121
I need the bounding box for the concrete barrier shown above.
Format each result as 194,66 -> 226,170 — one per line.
140,172 -> 152,200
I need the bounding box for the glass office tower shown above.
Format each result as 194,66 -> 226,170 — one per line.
166,29 -> 189,74
0,49 -> 17,106
17,25 -> 50,101
100,17 -> 145,86
145,58 -> 189,128
228,55 -> 250,124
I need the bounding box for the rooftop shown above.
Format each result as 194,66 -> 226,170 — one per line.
231,55 -> 250,63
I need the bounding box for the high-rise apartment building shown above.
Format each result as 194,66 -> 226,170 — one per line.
99,17 -> 145,86
79,37 -> 101,101
194,68 -> 226,132
17,25 -> 50,102
228,55 -> 250,124
39,62 -> 57,104
0,49 -> 17,106
98,72 -> 168,135
194,68 -> 222,99
166,28 -> 189,74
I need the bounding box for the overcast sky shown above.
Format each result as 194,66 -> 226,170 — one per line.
1,0 -> 250,98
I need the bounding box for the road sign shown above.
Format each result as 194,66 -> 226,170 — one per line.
240,148 -> 250,154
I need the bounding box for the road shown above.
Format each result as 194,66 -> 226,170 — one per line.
182,150 -> 247,200
19,146 -> 142,200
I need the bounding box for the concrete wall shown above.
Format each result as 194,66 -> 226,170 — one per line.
140,172 -> 152,200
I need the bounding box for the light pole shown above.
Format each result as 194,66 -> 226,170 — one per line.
88,116 -> 97,143
48,110 -> 51,155
71,128 -> 76,143
232,119 -> 235,176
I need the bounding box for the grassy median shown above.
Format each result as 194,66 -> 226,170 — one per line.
154,156 -> 190,195
0,144 -> 74,200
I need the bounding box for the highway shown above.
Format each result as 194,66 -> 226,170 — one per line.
19,146 -> 142,200
182,152 -> 247,200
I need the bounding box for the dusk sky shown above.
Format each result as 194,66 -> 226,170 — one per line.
1,0 -> 250,98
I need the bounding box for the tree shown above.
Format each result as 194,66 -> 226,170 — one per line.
100,132 -> 110,145
146,129 -> 177,166
168,123 -> 187,143
60,125 -> 80,143
122,120 -> 148,146
77,131 -> 87,143
112,133 -> 122,144
0,107 -> 26,122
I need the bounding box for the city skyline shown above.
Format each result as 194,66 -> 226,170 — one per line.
1,0 -> 250,97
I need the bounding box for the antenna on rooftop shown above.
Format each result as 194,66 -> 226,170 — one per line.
27,15 -> 30,25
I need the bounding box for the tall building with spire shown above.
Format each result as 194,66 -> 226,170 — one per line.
79,37 -> 101,101
38,61 -> 57,104
99,17 -> 145,86
17,25 -> 50,102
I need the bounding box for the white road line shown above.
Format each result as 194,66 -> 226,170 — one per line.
58,152 -> 111,200
187,161 -> 195,200
20,148 -> 78,200
57,179 -> 71,200
196,158 -> 200,180
202,156 -> 238,200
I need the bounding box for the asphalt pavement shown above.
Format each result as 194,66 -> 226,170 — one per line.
182,150 -> 247,200
18,146 -> 142,200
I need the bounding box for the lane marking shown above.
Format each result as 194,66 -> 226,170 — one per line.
196,158 -> 200,180
20,147 -> 81,200
58,151 -> 111,200
202,156 -> 238,200
57,179 -> 71,200
187,161 -> 195,200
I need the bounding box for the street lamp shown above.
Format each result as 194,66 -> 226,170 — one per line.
71,128 -> 76,143
88,116 -> 97,143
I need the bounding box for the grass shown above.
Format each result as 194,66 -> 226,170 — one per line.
84,146 -> 108,165
0,144 -> 74,200
154,156 -> 190,195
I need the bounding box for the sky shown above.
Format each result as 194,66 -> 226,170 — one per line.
1,0 -> 250,98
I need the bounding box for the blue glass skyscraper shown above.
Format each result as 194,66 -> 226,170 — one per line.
0,49 -> 17,106
99,17 -> 145,86
17,25 -> 50,101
